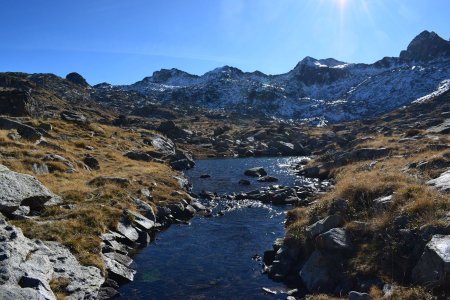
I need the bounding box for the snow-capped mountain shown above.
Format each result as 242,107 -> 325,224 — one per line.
96,30 -> 450,123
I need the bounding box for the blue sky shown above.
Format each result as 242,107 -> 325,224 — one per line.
1,0 -> 449,84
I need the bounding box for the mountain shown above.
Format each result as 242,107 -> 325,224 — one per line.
96,30 -> 450,124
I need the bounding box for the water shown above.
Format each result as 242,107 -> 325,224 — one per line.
117,157 -> 307,299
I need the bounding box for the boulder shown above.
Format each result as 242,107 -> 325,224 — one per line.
83,154 -> 100,170
412,235 -> 450,289
305,215 -> 344,239
257,176 -> 279,182
116,220 -> 140,244
0,286 -> 44,300
239,179 -> 251,185
157,121 -> 192,139
0,88 -> 37,117
427,169 -> 450,192
426,119 -> 450,134
299,250 -> 335,293
169,150 -> 195,170
124,151 -> 154,162
125,210 -> 155,231
244,167 -> 267,177
0,165 -> 56,213
60,111 -> 88,124
0,117 -> 41,141
102,255 -> 136,283
0,219 -> 104,299
315,228 -> 352,252
144,134 -> 176,157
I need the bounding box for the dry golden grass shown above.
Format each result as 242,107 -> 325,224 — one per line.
286,131 -> 450,293
3,119 -> 186,270
49,277 -> 71,300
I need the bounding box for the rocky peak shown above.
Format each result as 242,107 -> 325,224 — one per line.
66,72 -> 90,87
147,68 -> 198,84
400,30 -> 450,61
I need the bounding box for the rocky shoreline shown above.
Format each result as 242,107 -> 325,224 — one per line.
0,161 -> 210,299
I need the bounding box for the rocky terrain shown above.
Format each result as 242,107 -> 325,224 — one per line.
0,29 -> 449,299
262,88 -> 450,299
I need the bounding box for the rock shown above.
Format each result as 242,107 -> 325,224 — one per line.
7,131 -> 21,140
65,72 -> 89,87
427,169 -> 450,192
412,234 -> 450,289
239,179 -> 251,185
167,202 -> 194,220
373,195 -> 393,210
102,254 -> 136,283
0,117 -> 41,141
299,250 -> 335,293
267,141 -> 306,156
200,174 -> 211,179
316,228 -> 352,252
116,220 -> 140,244
257,176 -> 279,182
0,164 -> 56,213
170,159 -> 194,171
244,167 -> 267,177
125,210 -> 155,231
0,220 -> 104,300
83,155 -> 100,170
348,291 -> 373,300
88,176 -> 130,187
97,287 -> 119,300
427,119 -> 450,134
132,198 -> 156,221
31,163 -> 49,175
271,188 -> 299,205
0,88 -> 37,117
305,215 -> 344,239
103,252 -> 133,267
9,206 -> 31,220
190,200 -> 207,212
124,151 -> 154,162
157,121 -> 192,139
170,150 -> 195,170
0,286 -> 44,300
60,111 -> 88,124
144,134 -> 176,157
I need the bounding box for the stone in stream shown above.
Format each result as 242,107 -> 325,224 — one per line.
200,174 -> 211,178
239,179 -> 251,185
257,176 -> 279,182
244,167 -> 267,177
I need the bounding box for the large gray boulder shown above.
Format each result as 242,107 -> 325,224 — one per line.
412,235 -> 450,289
0,165 -> 57,213
305,215 -> 344,239
0,117 -> 42,141
315,227 -> 352,252
427,169 -> 450,192
299,250 -> 335,293
0,218 -> 104,299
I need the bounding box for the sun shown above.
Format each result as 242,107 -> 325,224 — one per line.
337,0 -> 348,10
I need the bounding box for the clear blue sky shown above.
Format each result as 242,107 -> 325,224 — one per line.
1,0 -> 449,85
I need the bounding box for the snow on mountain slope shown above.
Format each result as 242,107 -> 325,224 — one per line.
103,30 -> 450,122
